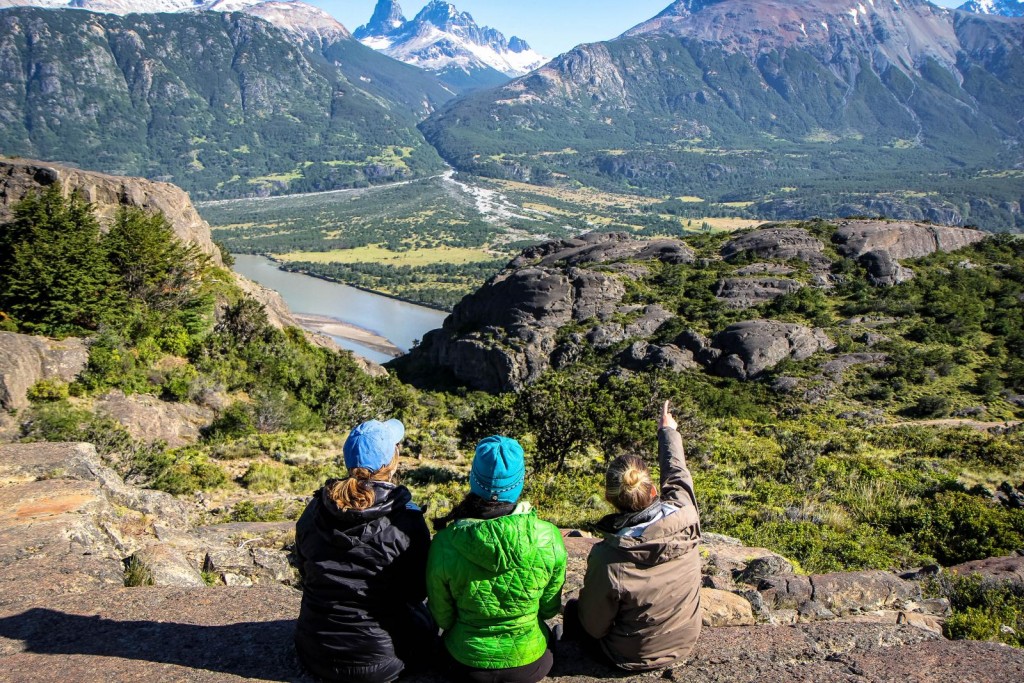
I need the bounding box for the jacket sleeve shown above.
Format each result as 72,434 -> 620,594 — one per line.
292,496 -> 317,580
539,530 -> 567,620
576,546 -> 618,639
426,535 -> 456,632
659,427 -> 697,510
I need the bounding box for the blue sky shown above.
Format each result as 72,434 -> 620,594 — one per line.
309,1 -> 965,57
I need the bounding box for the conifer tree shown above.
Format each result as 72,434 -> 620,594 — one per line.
0,185 -> 116,336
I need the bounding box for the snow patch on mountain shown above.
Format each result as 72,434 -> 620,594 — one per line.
957,0 -> 1024,17
0,0 -> 352,43
354,0 -> 547,79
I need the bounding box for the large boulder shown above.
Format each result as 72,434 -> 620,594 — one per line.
721,227 -> 832,271
711,320 -> 835,379
833,220 -> 987,261
0,332 -> 88,412
950,554 -> 1024,589
714,277 -> 803,308
418,245 -> 638,391
833,220 -> 987,286
511,231 -> 694,268
94,391 -> 215,448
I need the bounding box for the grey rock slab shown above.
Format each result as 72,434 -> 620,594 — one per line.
133,546 -> 206,588
833,220 -> 987,261
714,277 -> 803,308
0,332 -> 88,412
950,554 -> 1024,589
95,390 -> 214,448
711,320 -> 835,379
721,227 -> 832,271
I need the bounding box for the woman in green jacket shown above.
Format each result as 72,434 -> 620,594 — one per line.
427,436 -> 567,683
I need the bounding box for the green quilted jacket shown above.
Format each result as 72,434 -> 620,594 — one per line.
426,503 -> 567,669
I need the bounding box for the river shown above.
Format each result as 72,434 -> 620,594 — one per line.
231,254 -> 448,365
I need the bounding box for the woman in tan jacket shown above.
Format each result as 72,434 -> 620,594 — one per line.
564,401 -> 702,671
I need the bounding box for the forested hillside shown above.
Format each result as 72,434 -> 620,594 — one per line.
420,0 -> 1024,230
0,8 -> 446,198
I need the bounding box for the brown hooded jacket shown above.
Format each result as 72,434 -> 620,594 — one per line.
577,427 -> 702,670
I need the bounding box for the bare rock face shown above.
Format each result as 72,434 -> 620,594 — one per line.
714,277 -> 803,308
0,159 -> 222,264
419,232 -> 696,392
758,570 -> 921,618
511,231 -> 694,268
701,588 -> 755,627
721,227 -> 832,271
833,219 -> 987,286
950,554 -> 1024,589
0,332 -> 89,412
711,320 -> 835,379
94,391 -> 215,448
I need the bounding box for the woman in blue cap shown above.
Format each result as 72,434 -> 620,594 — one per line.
427,436 -> 567,683
294,418 -> 434,683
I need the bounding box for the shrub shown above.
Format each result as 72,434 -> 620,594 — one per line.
241,462 -> 291,493
906,395 -> 951,418
26,379 -> 69,403
926,572 -> 1024,648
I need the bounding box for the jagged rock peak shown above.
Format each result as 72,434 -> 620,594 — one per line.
355,0 -> 546,80
353,0 -> 406,39
958,0 -> 1024,17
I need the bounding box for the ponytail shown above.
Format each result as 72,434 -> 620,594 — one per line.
327,458 -> 399,511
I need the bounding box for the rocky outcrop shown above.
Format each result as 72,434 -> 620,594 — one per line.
419,233 -> 694,392
0,442 -> 295,597
721,227 -> 832,271
0,332 -> 88,412
950,554 -> 1024,589
711,320 -> 835,379
512,231 -> 694,268
714,277 -> 803,307
616,341 -> 699,373
833,220 -> 987,286
0,159 -> 222,264
94,391 -> 215,448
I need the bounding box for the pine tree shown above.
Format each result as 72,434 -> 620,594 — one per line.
0,185 -> 117,336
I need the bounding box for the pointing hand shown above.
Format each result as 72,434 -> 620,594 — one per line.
659,400 -> 677,431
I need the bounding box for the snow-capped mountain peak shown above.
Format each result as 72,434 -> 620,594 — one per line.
957,0 -> 1024,17
354,0 -> 547,87
0,0 -> 352,44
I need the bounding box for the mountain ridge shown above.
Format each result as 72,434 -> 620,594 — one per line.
420,0 -> 1024,231
355,0 -> 547,91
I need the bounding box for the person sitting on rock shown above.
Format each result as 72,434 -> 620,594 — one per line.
427,436 -> 567,683
564,401 -> 702,671
293,418 -> 434,683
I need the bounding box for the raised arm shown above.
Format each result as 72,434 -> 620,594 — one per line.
657,401 -> 697,510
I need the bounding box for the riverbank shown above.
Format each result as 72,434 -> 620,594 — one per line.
271,258 -> 454,313
291,314 -> 401,358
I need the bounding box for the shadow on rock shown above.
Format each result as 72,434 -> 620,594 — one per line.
0,608 -> 306,681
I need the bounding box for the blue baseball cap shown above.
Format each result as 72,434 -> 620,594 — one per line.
343,419 -> 405,472
470,436 -> 526,503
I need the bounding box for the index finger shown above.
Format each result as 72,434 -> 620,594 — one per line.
662,400 -> 670,416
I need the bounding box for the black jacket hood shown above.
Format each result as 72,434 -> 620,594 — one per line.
314,479 -> 413,551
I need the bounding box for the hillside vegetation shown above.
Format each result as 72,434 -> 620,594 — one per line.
3,188 -> 1024,648
0,8 -> 446,198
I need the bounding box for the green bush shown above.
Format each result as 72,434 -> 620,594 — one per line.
927,572 -> 1024,648
240,462 -> 291,493
26,379 -> 69,403
898,491 -> 1024,565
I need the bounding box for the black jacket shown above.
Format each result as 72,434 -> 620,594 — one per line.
294,480 -> 431,682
